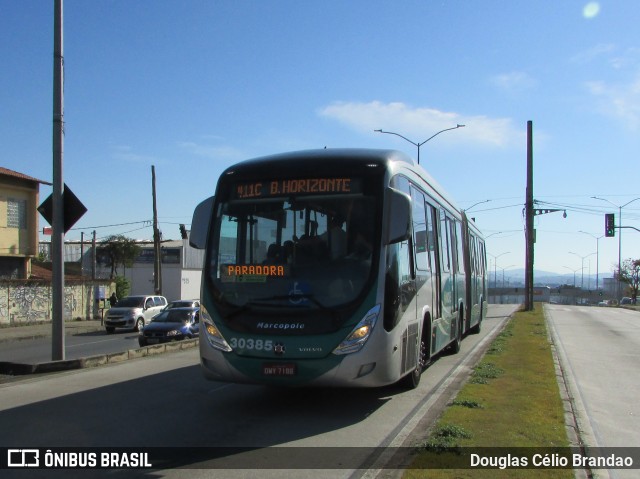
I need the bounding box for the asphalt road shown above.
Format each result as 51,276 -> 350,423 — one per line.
545,304 -> 640,479
0,329 -> 141,364
0,304 -> 518,479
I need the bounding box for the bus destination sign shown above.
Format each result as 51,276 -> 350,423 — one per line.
233,178 -> 361,199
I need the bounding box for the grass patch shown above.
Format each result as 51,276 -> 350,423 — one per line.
405,305 -> 572,478
422,424 -> 473,451
450,399 -> 484,409
468,362 -> 504,384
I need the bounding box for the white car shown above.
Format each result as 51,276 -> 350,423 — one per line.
105,295 -> 168,333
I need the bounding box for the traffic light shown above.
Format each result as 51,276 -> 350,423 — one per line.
605,213 -> 615,237
179,224 -> 188,239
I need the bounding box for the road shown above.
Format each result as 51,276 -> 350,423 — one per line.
545,304 -> 640,479
0,330 -> 141,364
0,304 -> 517,478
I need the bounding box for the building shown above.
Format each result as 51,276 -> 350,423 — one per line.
39,237 -> 205,302
0,167 -> 51,279
116,239 -> 204,301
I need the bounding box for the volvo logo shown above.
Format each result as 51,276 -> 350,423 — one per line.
274,342 -> 286,356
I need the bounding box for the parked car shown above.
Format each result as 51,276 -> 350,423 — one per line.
620,297 -> 632,305
105,295 -> 168,333
138,307 -> 200,346
598,299 -> 610,307
162,299 -> 200,310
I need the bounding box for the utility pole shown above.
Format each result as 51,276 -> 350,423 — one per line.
152,166 -> 162,294
92,230 -> 97,280
524,121 -> 534,311
52,0 -> 65,360
80,232 -> 84,276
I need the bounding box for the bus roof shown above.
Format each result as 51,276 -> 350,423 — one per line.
221,148 -> 412,175
220,148 -> 483,238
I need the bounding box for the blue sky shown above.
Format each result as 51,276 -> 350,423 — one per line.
2,1 -> 639,281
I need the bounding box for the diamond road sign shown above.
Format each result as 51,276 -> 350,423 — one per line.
38,184 -> 87,234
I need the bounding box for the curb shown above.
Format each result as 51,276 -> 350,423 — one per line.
0,338 -> 199,376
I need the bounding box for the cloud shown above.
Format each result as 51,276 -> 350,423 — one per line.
111,145 -> 160,164
586,74 -> 640,129
490,71 -> 537,93
179,141 -> 244,161
571,43 -> 616,64
318,101 -> 520,147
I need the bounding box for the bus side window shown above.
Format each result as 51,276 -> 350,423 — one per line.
455,220 -> 465,274
425,202 -> 437,271
411,187 -> 429,271
439,209 -> 451,272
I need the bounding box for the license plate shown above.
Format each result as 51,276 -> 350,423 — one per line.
262,363 -> 296,376
147,338 -> 160,344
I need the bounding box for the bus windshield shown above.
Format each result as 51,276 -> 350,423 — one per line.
210,191 -> 377,311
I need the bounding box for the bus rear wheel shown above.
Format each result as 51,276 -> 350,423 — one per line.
449,314 -> 463,355
401,321 -> 430,389
470,309 -> 482,334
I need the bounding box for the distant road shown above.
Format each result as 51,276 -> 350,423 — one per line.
545,304 -> 640,479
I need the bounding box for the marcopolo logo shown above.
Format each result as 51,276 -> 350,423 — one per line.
8,449 -> 40,467
256,322 -> 305,331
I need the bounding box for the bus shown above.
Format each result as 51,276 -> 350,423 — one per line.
189,149 -> 487,388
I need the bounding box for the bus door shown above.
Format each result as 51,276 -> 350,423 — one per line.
411,187 -> 432,325
453,219 -> 465,315
426,203 -> 441,320
438,209 -> 456,341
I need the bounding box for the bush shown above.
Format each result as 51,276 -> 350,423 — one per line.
115,276 -> 130,299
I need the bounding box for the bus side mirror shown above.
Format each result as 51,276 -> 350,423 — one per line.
189,196 -> 214,250
384,188 -> 411,244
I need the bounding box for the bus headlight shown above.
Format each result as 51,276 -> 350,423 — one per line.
332,304 -> 380,355
203,318 -> 233,352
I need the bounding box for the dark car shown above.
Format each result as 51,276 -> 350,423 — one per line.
138,307 -> 200,347
162,299 -> 200,311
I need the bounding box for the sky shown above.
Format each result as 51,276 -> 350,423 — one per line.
2,0 -> 639,284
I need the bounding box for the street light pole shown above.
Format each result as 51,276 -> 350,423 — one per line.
374,124 -> 465,164
501,264 -> 516,288
465,199 -> 491,211
563,266 -> 581,288
579,231 -> 603,290
592,196 -> 640,299
488,251 -> 510,288
569,251 -> 596,290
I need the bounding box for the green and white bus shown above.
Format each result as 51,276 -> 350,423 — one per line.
189,149 -> 487,388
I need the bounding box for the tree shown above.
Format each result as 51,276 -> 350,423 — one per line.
616,258 -> 640,304
101,235 -> 141,279
114,275 -> 130,299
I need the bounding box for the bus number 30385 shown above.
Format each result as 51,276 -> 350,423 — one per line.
228,337 -> 273,351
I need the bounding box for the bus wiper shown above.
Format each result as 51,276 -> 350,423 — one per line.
224,294 -> 333,321
252,294 -> 330,311
225,303 -> 252,320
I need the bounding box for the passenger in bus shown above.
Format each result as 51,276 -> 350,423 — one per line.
283,240 -> 294,264
321,216 -> 347,260
350,231 -> 373,260
264,243 -> 283,264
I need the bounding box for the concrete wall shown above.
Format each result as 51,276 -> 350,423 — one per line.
0,280 -> 113,326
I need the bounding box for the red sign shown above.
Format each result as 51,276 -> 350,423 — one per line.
43,227 -> 52,235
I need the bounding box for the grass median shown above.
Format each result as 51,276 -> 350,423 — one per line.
404,305 -> 573,478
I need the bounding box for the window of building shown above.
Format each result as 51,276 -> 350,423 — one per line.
7,198 -> 27,229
